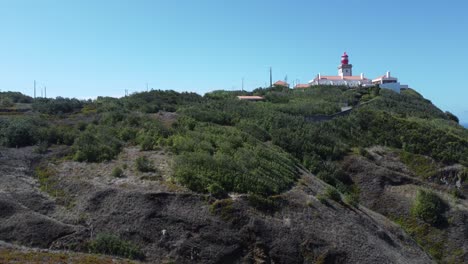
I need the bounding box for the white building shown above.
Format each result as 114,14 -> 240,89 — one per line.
305,52 -> 406,93
309,52 -> 373,87
372,71 -> 407,93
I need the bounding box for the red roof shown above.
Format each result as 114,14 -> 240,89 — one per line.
318,76 -> 368,81
274,80 -> 289,86
237,96 -> 264,100
294,84 -> 310,89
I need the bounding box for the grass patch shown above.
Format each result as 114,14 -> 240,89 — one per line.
247,194 -> 281,212
0,249 -> 137,264
209,198 -> 236,221
35,165 -> 73,207
394,216 -> 446,261
135,156 -> 155,172
399,151 -> 438,179
324,186 -> 341,203
87,234 -> 145,261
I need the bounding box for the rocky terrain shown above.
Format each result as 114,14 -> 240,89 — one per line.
0,145 -> 436,263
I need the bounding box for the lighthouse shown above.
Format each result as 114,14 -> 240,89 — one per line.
338,52 -> 353,77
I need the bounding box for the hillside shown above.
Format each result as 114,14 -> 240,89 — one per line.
0,86 -> 467,263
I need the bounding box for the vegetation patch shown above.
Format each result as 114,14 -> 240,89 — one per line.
35,165 -> 73,207
411,189 -> 447,226
171,123 -> 298,196
399,151 -> 438,179
209,198 -> 236,221
0,249 -> 137,264
324,186 -> 342,203
87,234 -> 145,261
394,216 -> 446,261
135,156 -> 155,172
247,194 -> 281,212
73,125 -> 122,162
112,167 -> 125,178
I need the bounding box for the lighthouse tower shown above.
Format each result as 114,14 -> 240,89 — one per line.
338,52 -> 353,77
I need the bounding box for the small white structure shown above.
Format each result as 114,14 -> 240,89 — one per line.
372,72 -> 402,93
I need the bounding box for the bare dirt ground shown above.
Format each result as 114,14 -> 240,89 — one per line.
0,145 -> 436,263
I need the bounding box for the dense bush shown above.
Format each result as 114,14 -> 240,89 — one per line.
111,167 -> 124,178
171,124 -> 298,195
135,156 -> 155,172
411,189 -> 446,225
0,118 -> 45,147
73,126 -> 122,162
0,91 -> 33,104
324,186 -> 341,203
87,234 -> 144,260
33,97 -> 84,114
247,194 -> 280,212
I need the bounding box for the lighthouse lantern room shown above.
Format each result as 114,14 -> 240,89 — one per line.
338,52 -> 353,77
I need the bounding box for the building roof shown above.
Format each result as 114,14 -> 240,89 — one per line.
372,75 -> 398,82
294,84 -> 310,89
317,76 -> 369,81
237,96 -> 264,100
274,80 -> 289,86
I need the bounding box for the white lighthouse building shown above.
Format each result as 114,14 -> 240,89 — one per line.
308,52 -> 373,87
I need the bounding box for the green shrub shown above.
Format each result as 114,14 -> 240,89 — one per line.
87,234 -> 144,260
411,189 -> 446,225
34,141 -> 49,154
358,147 -> 374,160
171,124 -> 298,196
0,118 -> 40,147
209,198 -> 235,221
445,111 -> 459,123
72,126 -> 122,162
449,188 -> 463,199
400,151 -> 437,179
343,192 -> 359,207
135,156 -> 155,172
111,167 -> 124,178
207,183 -> 227,199
0,97 -> 14,107
247,194 -> 280,212
324,186 -> 341,203
33,97 -> 83,114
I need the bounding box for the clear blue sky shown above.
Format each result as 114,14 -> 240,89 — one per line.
1,0 -> 467,122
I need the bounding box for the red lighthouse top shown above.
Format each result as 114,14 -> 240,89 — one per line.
341,52 -> 349,65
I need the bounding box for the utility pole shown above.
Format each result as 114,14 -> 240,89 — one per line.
34,80 -> 36,99
269,67 -> 272,88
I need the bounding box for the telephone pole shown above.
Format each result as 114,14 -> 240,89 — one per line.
269,67 -> 272,87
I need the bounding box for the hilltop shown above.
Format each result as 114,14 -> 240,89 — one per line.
0,86 -> 467,263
